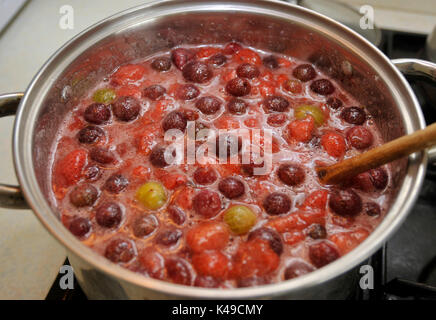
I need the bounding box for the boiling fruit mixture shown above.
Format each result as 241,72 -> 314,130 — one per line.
50,43 -> 391,288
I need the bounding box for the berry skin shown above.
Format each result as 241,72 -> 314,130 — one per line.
284,260 -> 315,280
235,48 -> 262,65
267,113 -> 287,127
96,202 -> 122,228
277,164 -> 305,186
346,126 -> 373,149
307,223 -> 327,239
93,88 -> 116,104
171,48 -> 194,70
341,107 -> 366,125
263,193 -> 292,216
293,64 -> 316,82
193,167 -> 217,185
218,177 -> 245,199
155,229 -> 182,246
329,189 -> 362,217
195,96 -> 222,115
56,149 -> 87,186
208,53 -> 227,67
263,95 -> 290,113
295,105 -> 325,127
182,61 -> 213,83
288,117 -> 315,143
143,85 -> 166,101
151,57 -> 171,72
224,205 -> 257,235
236,63 -> 260,79
104,238 -> 136,263
226,78 -> 251,96
176,84 -> 200,100
192,251 -> 230,279
186,222 -> 230,253
77,126 -> 104,144
310,79 -> 335,95
68,217 -> 92,237
329,228 -> 369,254
111,64 -> 145,85
90,147 -> 115,164
300,190 -> 328,211
308,241 -> 340,268
263,55 -> 279,69
165,258 -> 193,285
136,181 -> 167,210
282,79 -> 303,94
192,190 -> 222,218
104,174 -> 129,194
321,131 -> 346,158
139,249 -> 165,280
132,214 -> 158,238
162,111 -> 187,132
167,206 -> 186,225
69,184 -> 98,207
223,42 -> 242,55
112,96 -> 140,122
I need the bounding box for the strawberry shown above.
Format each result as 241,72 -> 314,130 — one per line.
192,251 -> 230,279
257,81 -> 276,97
111,64 -> 145,86
186,222 -> 230,253
235,49 -> 262,65
132,166 -> 151,180
287,116 -> 315,143
56,149 -> 87,186
321,131 -> 346,158
214,115 -> 240,129
231,240 -> 280,278
300,190 -> 328,211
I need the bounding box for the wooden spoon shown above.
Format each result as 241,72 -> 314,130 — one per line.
316,122 -> 436,185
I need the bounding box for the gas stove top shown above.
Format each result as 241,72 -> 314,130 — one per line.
45,30 -> 436,301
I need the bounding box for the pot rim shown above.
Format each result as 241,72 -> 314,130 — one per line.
12,0 -> 427,299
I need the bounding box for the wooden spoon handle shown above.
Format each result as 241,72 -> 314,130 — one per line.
317,122 -> 436,184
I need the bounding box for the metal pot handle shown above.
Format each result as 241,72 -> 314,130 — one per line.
392,58 -> 436,163
0,92 -> 29,209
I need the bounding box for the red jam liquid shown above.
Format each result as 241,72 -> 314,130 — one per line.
50,43 -> 390,288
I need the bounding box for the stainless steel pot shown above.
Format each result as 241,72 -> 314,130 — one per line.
1,0 -> 436,299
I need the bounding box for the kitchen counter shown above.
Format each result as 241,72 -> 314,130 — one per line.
0,0 -> 150,300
